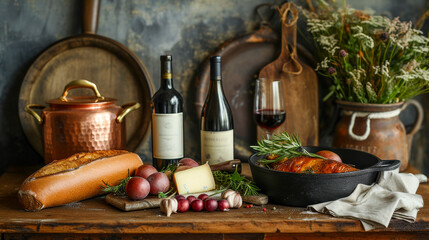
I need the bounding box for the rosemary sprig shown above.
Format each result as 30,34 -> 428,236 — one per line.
250,132 -> 322,164
102,176 -> 132,196
160,164 -> 177,173
158,187 -> 176,199
212,168 -> 260,197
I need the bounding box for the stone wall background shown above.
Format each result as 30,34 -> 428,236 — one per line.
0,0 -> 428,174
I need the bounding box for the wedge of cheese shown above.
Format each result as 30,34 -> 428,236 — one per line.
173,163 -> 216,194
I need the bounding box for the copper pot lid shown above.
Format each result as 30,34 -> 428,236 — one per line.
46,79 -> 117,107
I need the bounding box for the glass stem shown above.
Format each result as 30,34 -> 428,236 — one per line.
265,130 -> 273,140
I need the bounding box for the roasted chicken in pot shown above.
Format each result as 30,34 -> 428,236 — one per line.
275,156 -> 358,174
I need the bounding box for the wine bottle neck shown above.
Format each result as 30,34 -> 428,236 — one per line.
209,55 -> 223,93
209,78 -> 224,93
210,57 -> 222,81
161,78 -> 174,89
161,55 -> 173,89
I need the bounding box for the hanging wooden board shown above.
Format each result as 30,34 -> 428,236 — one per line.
18,0 -> 154,159
258,2 -> 319,145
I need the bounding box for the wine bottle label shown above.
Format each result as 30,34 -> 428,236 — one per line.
200,130 -> 234,165
152,113 -> 184,159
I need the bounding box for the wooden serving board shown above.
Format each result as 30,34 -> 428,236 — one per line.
105,194 -> 162,211
105,192 -> 269,211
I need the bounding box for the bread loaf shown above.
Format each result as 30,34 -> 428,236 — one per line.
18,150 -> 143,211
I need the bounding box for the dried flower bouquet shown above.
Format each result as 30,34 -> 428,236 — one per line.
303,0 -> 429,104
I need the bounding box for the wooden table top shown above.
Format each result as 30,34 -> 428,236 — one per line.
1,165 -> 428,239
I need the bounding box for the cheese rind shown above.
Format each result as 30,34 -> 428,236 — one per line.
173,164 -> 216,194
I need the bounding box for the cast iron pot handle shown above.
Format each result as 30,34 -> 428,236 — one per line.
364,160 -> 401,173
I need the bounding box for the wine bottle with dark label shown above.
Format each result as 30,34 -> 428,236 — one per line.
151,55 -> 184,171
200,56 -> 234,165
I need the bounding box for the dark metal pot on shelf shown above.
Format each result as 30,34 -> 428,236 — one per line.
249,146 -> 400,207
25,79 -> 140,164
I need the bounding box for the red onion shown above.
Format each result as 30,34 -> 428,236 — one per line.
177,198 -> 190,212
204,198 -> 218,212
191,199 -> 204,212
187,195 -> 197,203
218,199 -> 230,211
175,195 -> 186,200
198,193 -> 209,201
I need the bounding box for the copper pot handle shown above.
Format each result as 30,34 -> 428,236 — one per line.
117,102 -> 141,123
25,104 -> 45,124
60,79 -> 104,101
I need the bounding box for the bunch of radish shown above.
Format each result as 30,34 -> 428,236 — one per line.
175,193 -> 230,212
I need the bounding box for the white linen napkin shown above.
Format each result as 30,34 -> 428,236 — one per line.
308,171 -> 427,231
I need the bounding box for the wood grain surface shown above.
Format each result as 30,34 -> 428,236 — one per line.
1,165 -> 428,239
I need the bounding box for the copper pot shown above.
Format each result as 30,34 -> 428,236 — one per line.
25,79 -> 141,164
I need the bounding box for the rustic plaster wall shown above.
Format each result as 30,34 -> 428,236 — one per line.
0,0 -> 428,175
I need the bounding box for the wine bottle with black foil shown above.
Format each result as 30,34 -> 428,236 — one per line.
151,55 -> 184,171
200,56 -> 234,165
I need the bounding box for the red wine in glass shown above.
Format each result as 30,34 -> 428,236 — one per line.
254,109 -> 286,130
253,78 -> 285,139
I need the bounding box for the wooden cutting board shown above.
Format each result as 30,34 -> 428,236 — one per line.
258,2 -> 319,145
106,194 -> 162,211
106,192 -> 269,211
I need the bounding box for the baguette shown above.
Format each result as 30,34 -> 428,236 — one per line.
18,150 -> 143,211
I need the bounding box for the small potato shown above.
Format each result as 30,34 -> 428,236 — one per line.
125,177 -> 150,200
175,165 -> 194,173
147,172 -> 170,195
135,165 -> 158,179
178,158 -> 200,167
316,150 -> 342,163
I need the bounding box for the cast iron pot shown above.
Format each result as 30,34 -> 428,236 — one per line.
249,146 -> 400,207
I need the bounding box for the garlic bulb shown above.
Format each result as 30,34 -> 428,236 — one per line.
221,189 -> 242,208
160,198 -> 178,217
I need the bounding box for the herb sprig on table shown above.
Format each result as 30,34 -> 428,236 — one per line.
212,169 -> 259,197
102,176 -> 132,196
250,133 -> 322,165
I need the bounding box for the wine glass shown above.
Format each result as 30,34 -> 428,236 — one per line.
253,78 -> 286,140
